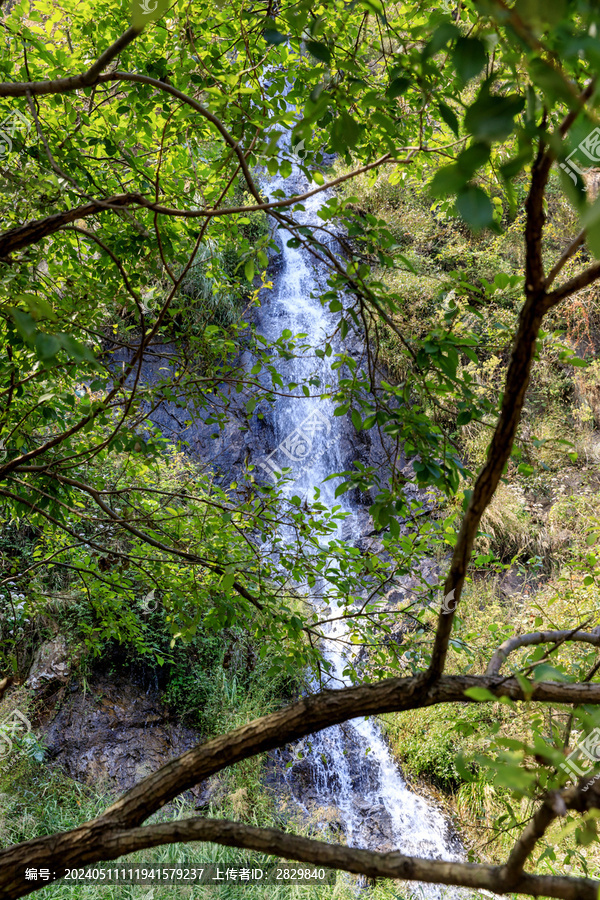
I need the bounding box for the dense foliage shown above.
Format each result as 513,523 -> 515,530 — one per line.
2,0 -> 600,896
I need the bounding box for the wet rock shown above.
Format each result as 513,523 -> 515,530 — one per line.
40,673 -> 205,792
26,636 -> 73,693
358,803 -> 395,846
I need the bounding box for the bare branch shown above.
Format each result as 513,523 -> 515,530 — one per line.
545,230 -> 586,290
544,260 -> 600,311
2,814 -> 596,900
486,628 -> 600,676
500,793 -> 567,890
0,193 -> 144,257
0,27 -> 141,97
426,143 -> 554,681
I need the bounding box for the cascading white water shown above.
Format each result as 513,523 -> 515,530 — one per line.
256,150 -> 465,898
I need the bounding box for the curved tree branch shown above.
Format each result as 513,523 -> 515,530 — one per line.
486,628 -> 600,676
501,792 -> 567,890
2,814 -> 597,900
544,260 -> 600,311
426,141 -> 554,681
0,27 -> 141,97
0,193 -> 144,257
0,151 -> 394,258
2,673 -> 600,898
545,229 -> 586,290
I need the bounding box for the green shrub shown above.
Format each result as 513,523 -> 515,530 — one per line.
179,242 -> 243,328
383,704 -> 488,793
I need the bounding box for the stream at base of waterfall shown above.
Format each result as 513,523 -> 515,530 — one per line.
254,154 -> 467,899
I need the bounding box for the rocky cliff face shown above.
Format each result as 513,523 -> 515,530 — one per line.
41,674 -> 199,792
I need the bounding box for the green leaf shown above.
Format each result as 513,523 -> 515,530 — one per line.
221,572 -> 235,591
515,0 -> 567,28
331,112 -> 361,153
532,664 -> 570,683
457,142 -> 491,177
264,28 -> 288,45
423,22 -> 460,59
35,332 -> 61,361
528,58 -> 574,104
15,293 -> 56,321
9,308 -> 37,342
452,38 -> 487,84
387,76 -> 410,99
305,40 -> 331,63
464,687 -> 498,702
494,272 -> 510,289
456,186 -> 494,231
500,148 -> 533,181
360,0 -> 384,13
515,673 -> 534,699
455,752 -> 475,782
335,481 -> 350,498
517,463 -> 534,476
244,259 -> 255,281
430,164 -> 469,197
437,101 -> 459,137
58,334 -> 96,364
464,88 -> 525,143
493,765 -> 536,794
351,409 -> 362,431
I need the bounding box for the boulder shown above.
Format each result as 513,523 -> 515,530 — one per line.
26,636 -> 72,693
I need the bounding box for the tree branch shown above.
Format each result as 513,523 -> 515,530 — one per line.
2,672 -> 600,895
486,628 -> 600,676
0,27 -> 141,97
545,230 -> 586,291
2,814 -> 597,900
0,193 -> 144,257
544,260 -> 600,311
500,793 -> 567,890
426,142 -> 554,681
0,150 -> 395,257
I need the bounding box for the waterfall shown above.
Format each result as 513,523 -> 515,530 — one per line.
254,149 -> 466,898
115,127 -> 468,898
